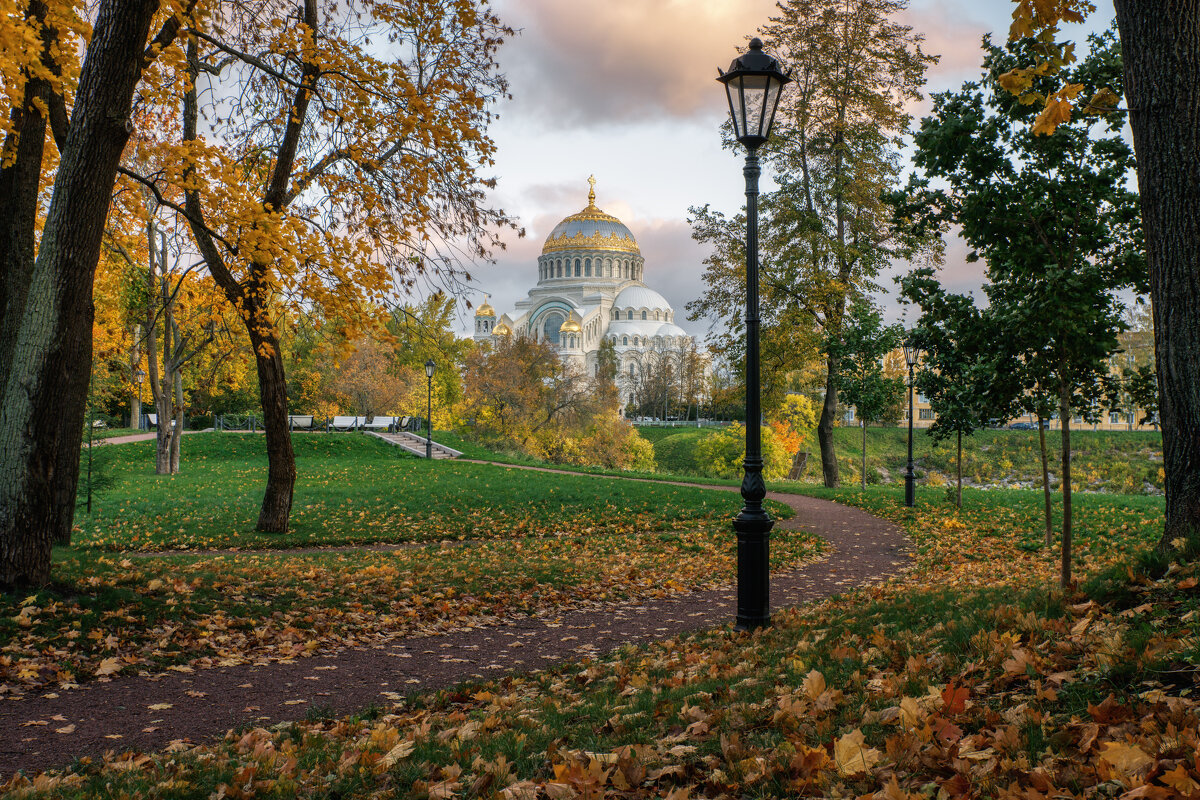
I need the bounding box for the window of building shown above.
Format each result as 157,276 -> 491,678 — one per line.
641,310 -> 647,320
622,336 -> 628,346
845,408 -> 855,421
919,408 -> 935,420
629,363 -> 635,376
585,258 -> 591,276
1127,412 -> 1136,425
916,392 -> 927,404
627,310 -> 633,320
1110,412 -> 1120,424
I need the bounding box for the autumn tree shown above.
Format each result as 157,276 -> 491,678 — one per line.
902,32 -> 1143,586
128,0 -> 516,533
0,0 -> 197,588
692,0 -> 937,488
1001,1 -> 1200,560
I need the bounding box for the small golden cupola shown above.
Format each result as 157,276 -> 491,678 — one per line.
492,321 -> 511,336
560,316 -> 582,333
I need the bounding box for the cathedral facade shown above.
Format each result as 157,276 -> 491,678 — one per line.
474,177 -> 693,412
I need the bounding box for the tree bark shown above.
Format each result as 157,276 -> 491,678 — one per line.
1113,1 -> 1200,556
1059,384 -> 1074,588
250,325 -> 296,532
956,429 -> 963,509
0,0 -> 161,589
818,355 -> 840,487
861,420 -> 867,490
1038,411 -> 1053,547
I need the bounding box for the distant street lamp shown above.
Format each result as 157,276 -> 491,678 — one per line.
717,37 -> 791,631
902,337 -> 921,507
425,359 -> 435,459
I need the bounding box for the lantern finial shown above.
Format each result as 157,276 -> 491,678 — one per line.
587,174 -> 597,207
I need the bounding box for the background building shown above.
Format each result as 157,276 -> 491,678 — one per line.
475,177 -> 695,414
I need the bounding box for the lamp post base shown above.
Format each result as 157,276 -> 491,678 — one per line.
733,509 -> 774,630
904,461 -> 915,507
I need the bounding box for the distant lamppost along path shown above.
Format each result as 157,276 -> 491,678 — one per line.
717,38 -> 791,631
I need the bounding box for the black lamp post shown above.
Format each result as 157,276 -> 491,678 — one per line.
424,359 -> 435,459
902,338 -> 921,507
718,37 -> 791,631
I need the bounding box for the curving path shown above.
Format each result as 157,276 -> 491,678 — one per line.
0,469 -> 910,778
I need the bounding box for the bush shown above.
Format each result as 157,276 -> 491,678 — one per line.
694,422 -> 790,481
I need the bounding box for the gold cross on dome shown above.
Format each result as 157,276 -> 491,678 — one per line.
587,174 -> 596,206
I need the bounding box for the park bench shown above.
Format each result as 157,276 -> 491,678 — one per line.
359,416 -> 394,431
396,415 -> 411,432
328,415 -> 360,431
288,414 -> 315,431
147,414 -> 177,429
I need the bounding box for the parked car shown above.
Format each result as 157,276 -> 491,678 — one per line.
1008,422 -> 1033,430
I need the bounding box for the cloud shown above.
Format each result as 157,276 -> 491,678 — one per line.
497,0 -> 777,128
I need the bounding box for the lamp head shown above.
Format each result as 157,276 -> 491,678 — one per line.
717,38 -> 791,150
425,358 -> 435,378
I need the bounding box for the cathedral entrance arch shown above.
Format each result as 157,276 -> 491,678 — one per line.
532,300 -> 576,346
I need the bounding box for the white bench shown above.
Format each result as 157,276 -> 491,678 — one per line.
147,414 -> 177,429
359,416 -> 395,430
329,415 -> 360,431
288,414 -> 315,430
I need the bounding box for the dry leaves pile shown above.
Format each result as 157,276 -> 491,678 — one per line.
5,487 -> 1196,799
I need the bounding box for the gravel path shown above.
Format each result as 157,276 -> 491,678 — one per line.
0,471 -> 910,778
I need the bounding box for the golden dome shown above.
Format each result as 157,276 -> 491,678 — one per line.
541,175 -> 640,256
560,317 -> 581,333
492,321 -> 511,336
475,300 -> 495,317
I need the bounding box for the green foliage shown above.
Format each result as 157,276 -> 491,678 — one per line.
68,434 -> 732,552
694,422 -> 791,481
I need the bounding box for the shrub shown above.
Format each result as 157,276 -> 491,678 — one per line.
695,422 -> 790,481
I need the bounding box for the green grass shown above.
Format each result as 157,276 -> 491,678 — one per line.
72,433 -> 764,552
622,424 -> 1165,493
18,480 -> 1195,800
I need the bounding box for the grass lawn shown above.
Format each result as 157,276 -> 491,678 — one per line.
2,435 -> 814,690
625,423 -> 1164,494
72,433 -> 760,552
13,481 -> 1195,800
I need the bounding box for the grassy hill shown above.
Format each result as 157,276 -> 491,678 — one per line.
637,424 -> 1164,494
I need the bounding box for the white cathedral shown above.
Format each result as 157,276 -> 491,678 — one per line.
474,177 -> 694,412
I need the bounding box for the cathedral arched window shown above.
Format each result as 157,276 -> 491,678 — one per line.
604,258 -> 612,276
641,310 -> 647,320
584,258 -> 591,276
629,363 -> 636,376
556,260 -> 562,278
627,310 -> 633,320
655,311 -> 661,320
622,336 -> 628,346
574,259 -> 581,277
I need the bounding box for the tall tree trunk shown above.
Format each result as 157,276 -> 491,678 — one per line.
130,324 -> 142,428
250,325 -> 296,532
860,420 -> 867,489
0,0 -> 161,589
171,366 -> 183,472
956,429 -> 963,509
1038,411 -> 1053,547
1059,384 -> 1074,588
1113,1 -> 1200,556
818,355 -> 840,487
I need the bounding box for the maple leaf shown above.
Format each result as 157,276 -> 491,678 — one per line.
1098,740 -> 1153,773
941,683 -> 969,715
94,657 -> 123,676
1159,765 -> 1200,794
833,729 -> 881,776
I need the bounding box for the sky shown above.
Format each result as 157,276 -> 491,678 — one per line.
459,0 -> 1117,340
